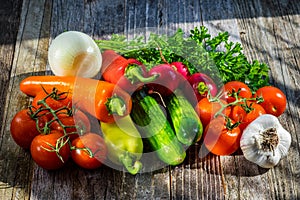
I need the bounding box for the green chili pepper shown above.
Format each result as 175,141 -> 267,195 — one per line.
100,116 -> 143,175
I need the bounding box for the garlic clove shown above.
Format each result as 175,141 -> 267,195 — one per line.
240,114 -> 291,168
48,31 -> 102,78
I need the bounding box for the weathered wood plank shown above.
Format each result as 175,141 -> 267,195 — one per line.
0,0 -> 23,136
124,1 -> 172,199
0,0 -> 22,130
234,0 -> 300,199
0,0 -> 50,200
26,0 -> 129,199
168,0 -> 241,199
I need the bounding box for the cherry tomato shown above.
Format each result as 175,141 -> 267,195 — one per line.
31,89 -> 72,120
223,81 -> 252,103
50,110 -> 91,141
30,130 -> 70,170
10,109 -> 46,149
71,133 -> 107,170
230,101 -> 266,131
195,98 -> 231,128
203,117 -> 241,156
254,86 -> 287,117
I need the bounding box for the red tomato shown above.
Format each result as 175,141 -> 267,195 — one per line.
30,130 -> 70,170
223,81 -> 252,103
203,117 -> 241,156
230,102 -> 266,131
71,133 -> 107,169
254,86 -> 287,117
50,110 -> 91,141
195,98 -> 231,128
31,89 -> 72,120
10,109 -> 46,149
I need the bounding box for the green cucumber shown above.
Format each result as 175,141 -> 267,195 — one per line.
167,89 -> 203,145
130,89 -> 186,166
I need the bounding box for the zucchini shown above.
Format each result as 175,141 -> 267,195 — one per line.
130,89 -> 186,166
167,89 -> 203,145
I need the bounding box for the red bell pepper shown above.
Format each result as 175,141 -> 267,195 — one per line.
101,50 -> 158,92
146,64 -> 184,96
187,72 -> 218,101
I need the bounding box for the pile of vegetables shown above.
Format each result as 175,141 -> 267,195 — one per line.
10,27 -> 291,174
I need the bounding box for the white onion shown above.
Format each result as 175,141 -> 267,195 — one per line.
48,31 -> 102,78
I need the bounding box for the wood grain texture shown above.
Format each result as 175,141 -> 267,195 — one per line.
234,0 -> 300,199
0,0 -> 299,199
0,0 -> 30,200
0,0 -> 22,136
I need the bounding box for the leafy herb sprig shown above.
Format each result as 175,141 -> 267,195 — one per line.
95,26 -> 269,91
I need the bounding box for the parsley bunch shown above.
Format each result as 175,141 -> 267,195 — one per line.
95,26 -> 269,91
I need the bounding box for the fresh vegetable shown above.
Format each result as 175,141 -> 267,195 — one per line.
166,89 -> 203,145
101,50 -> 158,92
50,109 -> 91,141
254,86 -> 287,117
95,26 -> 270,91
147,64 -> 183,96
71,133 -> 107,170
101,116 -> 143,175
240,114 -> 291,168
31,88 -> 72,121
10,109 -> 45,149
11,85 -> 108,171
32,88 -> 72,110
12,26 -> 287,174
230,101 -> 266,131
223,81 -> 252,103
48,31 -> 102,78
170,62 -> 190,79
30,130 -> 70,170
19,76 -> 132,123
130,88 -> 186,165
195,97 -> 231,128
187,72 -> 218,101
203,117 -> 241,156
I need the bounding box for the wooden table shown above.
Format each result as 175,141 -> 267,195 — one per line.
1,0 -> 299,199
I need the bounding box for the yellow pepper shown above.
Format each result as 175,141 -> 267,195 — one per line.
100,116 -> 143,174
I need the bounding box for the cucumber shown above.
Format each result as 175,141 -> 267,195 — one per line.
130,89 -> 186,166
167,89 -> 203,145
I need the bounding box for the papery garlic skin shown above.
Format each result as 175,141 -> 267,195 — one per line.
240,114 -> 291,168
48,31 -> 102,78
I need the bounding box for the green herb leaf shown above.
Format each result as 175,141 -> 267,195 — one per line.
95,26 -> 270,91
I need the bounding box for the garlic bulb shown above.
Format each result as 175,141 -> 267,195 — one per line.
240,114 -> 291,168
48,31 -> 102,78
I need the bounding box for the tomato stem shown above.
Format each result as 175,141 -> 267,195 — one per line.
41,134 -> 69,163
211,90 -> 264,119
71,146 -> 94,158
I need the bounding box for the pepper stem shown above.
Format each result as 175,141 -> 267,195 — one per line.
125,64 -> 159,83
197,82 -> 209,95
106,95 -> 126,116
119,153 -> 142,175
